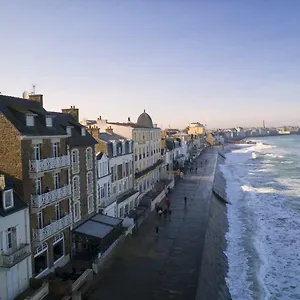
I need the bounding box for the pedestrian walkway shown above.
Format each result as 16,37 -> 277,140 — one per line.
88,148 -> 219,300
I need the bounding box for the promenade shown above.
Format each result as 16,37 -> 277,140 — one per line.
89,147 -> 219,300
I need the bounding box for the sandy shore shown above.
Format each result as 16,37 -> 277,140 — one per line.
195,152 -> 232,300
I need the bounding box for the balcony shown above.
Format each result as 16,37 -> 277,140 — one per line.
135,159 -> 163,179
32,213 -> 72,242
99,197 -> 116,208
0,244 -> 31,268
31,185 -> 71,209
29,155 -> 70,173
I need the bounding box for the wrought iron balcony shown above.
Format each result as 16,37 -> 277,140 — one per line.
29,155 -> 70,173
31,185 -> 71,209
32,213 -> 72,242
0,244 -> 31,268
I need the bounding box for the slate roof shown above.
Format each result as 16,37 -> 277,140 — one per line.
49,112 -> 97,147
0,176 -> 27,217
0,95 -> 67,136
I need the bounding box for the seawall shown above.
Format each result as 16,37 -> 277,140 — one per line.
195,153 -> 231,300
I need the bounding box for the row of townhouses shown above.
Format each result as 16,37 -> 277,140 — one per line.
0,93 -> 206,300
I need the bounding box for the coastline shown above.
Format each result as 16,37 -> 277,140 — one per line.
196,149 -> 231,300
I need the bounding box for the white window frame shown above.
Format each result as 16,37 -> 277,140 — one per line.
3,189 -> 14,209
86,147 -> 93,171
37,211 -> 43,229
71,149 -> 79,174
87,194 -> 94,214
52,142 -> 59,157
34,144 -> 41,161
46,117 -> 53,127
53,173 -> 60,190
73,201 -> 81,222
6,227 -> 13,251
86,171 -> 93,194
35,177 -> 42,195
53,233 -> 64,263
129,141 -> 132,153
26,115 -> 34,126
55,203 -> 61,220
112,141 -> 117,157
81,127 -> 86,136
66,127 -> 72,137
34,242 -> 48,278
72,175 -> 80,200
122,141 -> 125,154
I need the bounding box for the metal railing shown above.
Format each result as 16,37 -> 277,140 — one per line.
31,184 -> 71,208
29,155 -> 70,173
32,213 -> 72,242
0,244 -> 31,268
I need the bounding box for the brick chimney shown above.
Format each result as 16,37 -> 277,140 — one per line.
87,127 -> 100,140
106,126 -> 113,134
27,94 -> 44,107
62,106 -> 79,122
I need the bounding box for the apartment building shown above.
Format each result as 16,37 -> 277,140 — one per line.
0,94 -> 72,278
0,174 -> 32,300
90,111 -> 162,197
88,128 -> 137,218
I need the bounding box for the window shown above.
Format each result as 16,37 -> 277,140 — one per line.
122,141 -> 125,154
53,233 -> 64,263
26,115 -> 34,126
88,195 -> 94,213
100,186 -> 105,199
72,176 -> 80,199
117,164 -> 122,180
46,117 -> 53,127
55,203 -> 61,220
66,127 -> 72,136
35,177 -> 42,195
129,141 -> 132,153
87,171 -> 93,194
37,211 -> 43,229
6,228 -> 13,250
74,201 -> 81,221
119,207 -> 124,218
34,144 -> 41,160
86,147 -> 93,170
125,162 -> 129,177
3,190 -> 13,209
52,142 -> 59,157
71,149 -> 79,174
81,127 -> 86,136
53,173 -> 60,190
111,166 -> 114,183
112,142 -> 117,156
112,185 -> 117,195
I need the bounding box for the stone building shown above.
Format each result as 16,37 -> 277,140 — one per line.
0,94 -> 72,278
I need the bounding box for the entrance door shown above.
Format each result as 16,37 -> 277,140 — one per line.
7,265 -> 19,300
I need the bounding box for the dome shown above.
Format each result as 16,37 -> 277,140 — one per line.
136,110 -> 153,128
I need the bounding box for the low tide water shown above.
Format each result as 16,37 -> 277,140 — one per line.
220,135 -> 300,300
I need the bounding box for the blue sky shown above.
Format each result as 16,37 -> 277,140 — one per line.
1,0 -> 300,129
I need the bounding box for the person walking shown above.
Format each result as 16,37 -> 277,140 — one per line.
158,207 -> 163,220
195,167 -> 198,173
155,224 -> 159,235
184,196 -> 187,206
168,209 -> 172,221
155,204 -> 159,216
166,199 -> 171,209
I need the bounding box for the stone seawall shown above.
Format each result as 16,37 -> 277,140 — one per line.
195,154 -> 231,300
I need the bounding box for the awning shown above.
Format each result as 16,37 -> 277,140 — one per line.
73,214 -> 123,240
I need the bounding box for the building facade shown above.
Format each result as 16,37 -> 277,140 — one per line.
0,94 -> 72,279
188,122 -> 205,135
0,175 -> 32,300
91,111 -> 162,197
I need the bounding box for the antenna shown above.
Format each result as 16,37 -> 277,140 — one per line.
32,84 -> 36,94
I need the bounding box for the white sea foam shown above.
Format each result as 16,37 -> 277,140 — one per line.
221,139 -> 300,299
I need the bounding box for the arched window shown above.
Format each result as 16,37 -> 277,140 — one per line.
71,149 -> 79,174
87,171 -> 93,194
86,147 -> 93,170
72,175 -> 80,200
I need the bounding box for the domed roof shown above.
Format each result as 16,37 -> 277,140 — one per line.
136,110 -> 153,128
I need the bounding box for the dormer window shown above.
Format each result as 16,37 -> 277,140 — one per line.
66,126 -> 72,137
111,141 -> 117,157
46,116 -> 53,127
122,141 -> 125,154
129,141 -> 132,153
81,127 -> 86,136
3,189 -> 13,209
26,114 -> 35,126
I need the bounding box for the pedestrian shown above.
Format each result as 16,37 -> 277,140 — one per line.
158,208 -> 163,220
184,196 -> 187,206
155,204 -> 159,216
166,199 -> 171,209
155,224 -> 159,235
195,167 -> 197,173
168,209 -> 172,220
163,208 -> 168,220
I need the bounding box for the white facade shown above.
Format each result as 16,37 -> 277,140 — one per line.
0,194 -> 32,300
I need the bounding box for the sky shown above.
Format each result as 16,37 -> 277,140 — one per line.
1,0 -> 300,129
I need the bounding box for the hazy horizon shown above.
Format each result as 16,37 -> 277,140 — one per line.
1,1 -> 300,128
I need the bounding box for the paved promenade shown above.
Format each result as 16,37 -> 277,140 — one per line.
89,147 -> 219,300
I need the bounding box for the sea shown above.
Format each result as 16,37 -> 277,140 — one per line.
220,135 -> 300,300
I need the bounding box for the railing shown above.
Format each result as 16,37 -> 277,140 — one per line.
31,185 -> 71,208
0,243 -> 31,268
32,213 -> 72,242
99,197 -> 116,208
29,155 -> 70,173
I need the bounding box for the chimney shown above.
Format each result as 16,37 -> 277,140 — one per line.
62,105 -> 79,122
127,117 -> 131,122
28,94 -> 44,107
106,126 -> 113,134
87,127 -> 99,139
